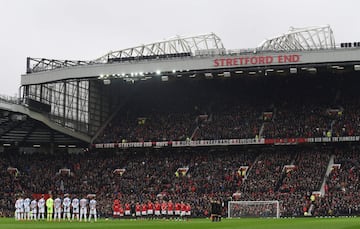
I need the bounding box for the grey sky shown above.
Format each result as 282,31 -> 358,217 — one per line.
1,0 -> 359,96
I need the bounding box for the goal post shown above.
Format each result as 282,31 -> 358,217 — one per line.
228,201 -> 280,219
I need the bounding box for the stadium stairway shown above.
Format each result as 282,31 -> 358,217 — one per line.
320,154 -> 335,196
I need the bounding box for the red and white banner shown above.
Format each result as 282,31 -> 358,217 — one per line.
93,136 -> 360,149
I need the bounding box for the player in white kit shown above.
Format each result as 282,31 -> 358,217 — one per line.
30,199 -> 37,220
37,195 -> 45,220
71,197 -> 80,221
15,196 -> 22,220
62,194 -> 71,221
79,197 -> 88,222
54,197 -> 62,221
23,197 -> 31,220
18,196 -> 24,220
88,196 -> 97,222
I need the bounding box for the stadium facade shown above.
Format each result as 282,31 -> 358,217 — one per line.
0,25 -> 356,150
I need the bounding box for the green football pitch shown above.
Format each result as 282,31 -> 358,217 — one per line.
0,217 -> 359,229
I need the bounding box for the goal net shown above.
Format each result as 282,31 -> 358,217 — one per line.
228,201 -> 280,218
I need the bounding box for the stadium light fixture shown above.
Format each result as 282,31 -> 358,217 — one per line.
331,65 -> 344,70
307,67 -> 317,72
68,145 -> 76,148
33,144 -> 40,148
172,69 -> 176,73
3,143 -> 10,147
224,72 -> 231,77
248,71 -> 257,75
276,70 -> 285,73
156,70 -> 161,75
205,73 -> 213,78
290,67 -> 297,74
58,145 -> 66,148
235,70 -> 243,74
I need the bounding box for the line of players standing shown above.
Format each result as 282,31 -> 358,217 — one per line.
14,194 -> 97,222
113,199 -> 191,220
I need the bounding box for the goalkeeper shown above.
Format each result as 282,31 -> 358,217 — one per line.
46,194 -> 54,221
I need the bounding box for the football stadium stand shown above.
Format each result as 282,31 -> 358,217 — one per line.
1,25 -> 360,218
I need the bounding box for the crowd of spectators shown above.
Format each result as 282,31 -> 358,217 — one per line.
316,149 -> 360,216
237,148 -> 330,217
97,100 -> 360,142
2,145 -> 360,218
194,103 -> 263,140
97,97 -> 360,142
98,111 -> 197,143
262,104 -> 333,138
96,75 -> 360,143
0,148 -> 256,217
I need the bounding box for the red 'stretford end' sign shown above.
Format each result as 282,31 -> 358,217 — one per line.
213,54 -> 300,67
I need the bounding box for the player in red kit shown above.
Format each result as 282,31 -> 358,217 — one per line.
154,201 -> 161,219
113,199 -> 120,219
141,203 -> 147,218
125,203 -> 131,218
135,202 -> 141,219
175,202 -> 181,218
147,200 -> 154,219
119,204 -> 124,218
161,201 -> 167,218
167,200 -> 174,219
181,201 -> 187,220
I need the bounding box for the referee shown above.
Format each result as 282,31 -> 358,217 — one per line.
211,199 -> 222,222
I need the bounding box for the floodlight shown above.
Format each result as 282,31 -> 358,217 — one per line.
290,68 -> 297,74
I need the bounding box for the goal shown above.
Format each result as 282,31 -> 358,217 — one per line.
228,201 -> 280,218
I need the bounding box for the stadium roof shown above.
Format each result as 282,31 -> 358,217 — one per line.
95,33 -> 225,63
25,25 -> 338,74
256,25 -> 335,52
